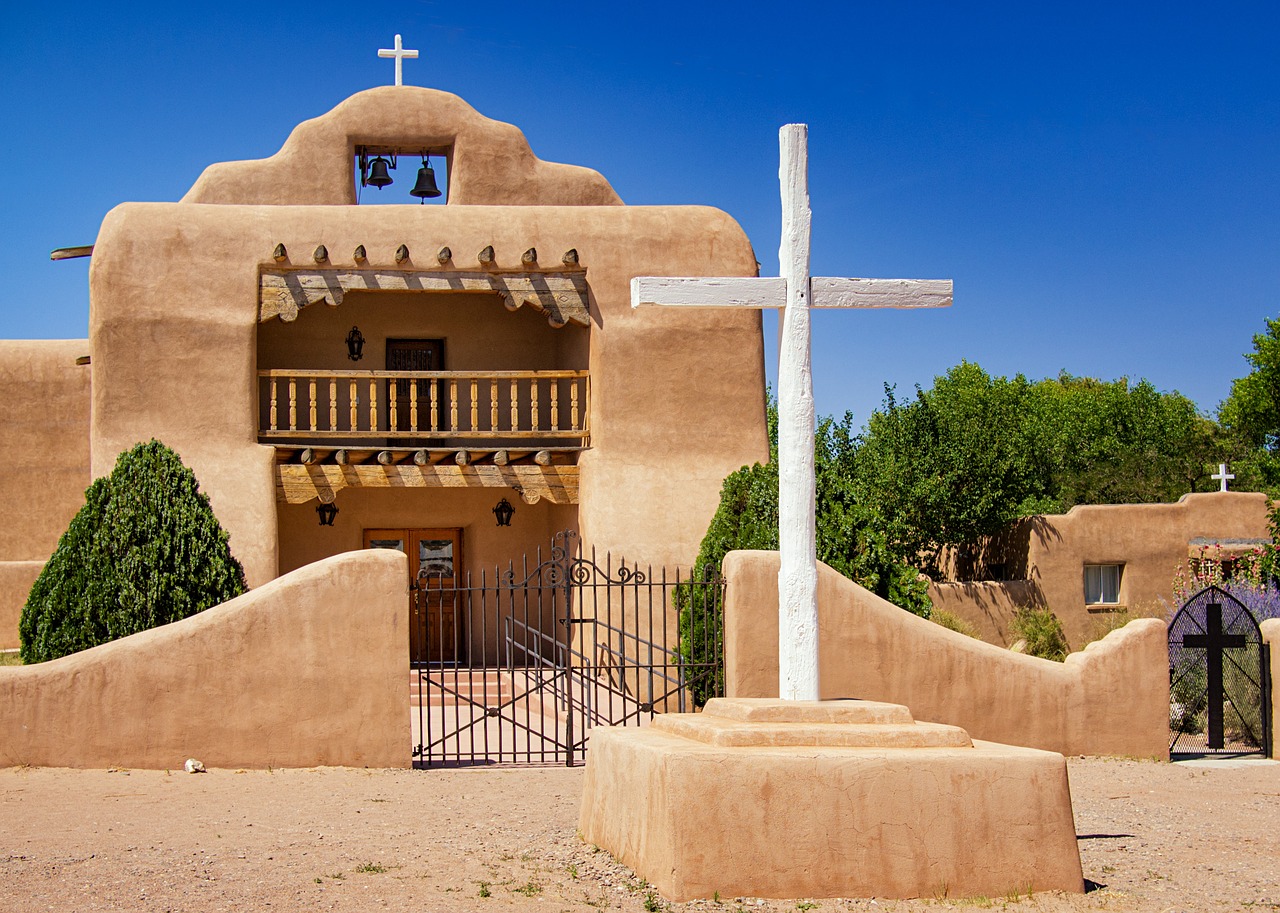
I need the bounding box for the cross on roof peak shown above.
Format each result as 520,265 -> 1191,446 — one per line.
378,34 -> 419,87
1212,462 -> 1235,492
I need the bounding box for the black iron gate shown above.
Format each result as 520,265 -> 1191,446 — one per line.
1168,585 -> 1272,757
410,531 -> 725,767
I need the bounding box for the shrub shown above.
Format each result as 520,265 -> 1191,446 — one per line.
1008,607 -> 1069,661
19,440 -> 247,663
929,608 -> 980,639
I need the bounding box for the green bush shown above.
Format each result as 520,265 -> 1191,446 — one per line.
1009,607 -> 1069,662
19,440 -> 247,663
930,608 -> 980,639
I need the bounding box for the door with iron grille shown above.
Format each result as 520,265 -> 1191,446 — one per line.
1168,585 -> 1272,757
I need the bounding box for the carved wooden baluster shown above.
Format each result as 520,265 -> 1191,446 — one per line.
269,377 -> 278,431
550,379 -> 559,430
430,379 -> 439,432
450,380 -> 459,432
531,379 -> 539,431
349,379 -> 358,431
510,379 -> 519,431
389,378 -> 398,431
288,377 -> 297,431
309,378 -> 317,431
490,379 -> 499,431
410,379 -> 418,433
470,379 -> 479,431
329,378 -> 337,430
570,378 -> 579,431
369,378 -> 377,432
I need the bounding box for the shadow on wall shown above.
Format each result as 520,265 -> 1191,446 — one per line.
929,578 -> 1048,646
724,550 -> 1168,759
939,516 -> 1062,583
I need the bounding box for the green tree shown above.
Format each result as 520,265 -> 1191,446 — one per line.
20,440 -> 247,663
1219,315 -> 1280,493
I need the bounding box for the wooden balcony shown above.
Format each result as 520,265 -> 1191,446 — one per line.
261,369 -> 588,506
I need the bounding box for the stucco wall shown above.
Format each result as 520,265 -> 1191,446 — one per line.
0,562 -> 43,651
1263,619 -> 1280,759
936,492 -> 1271,650
0,549 -> 409,769
0,339 -> 93,648
724,551 -> 1168,758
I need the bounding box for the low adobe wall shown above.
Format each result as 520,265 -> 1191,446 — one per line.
928,579 -> 1045,647
0,549 -> 409,769
724,551 -> 1168,758
1264,619 -> 1280,759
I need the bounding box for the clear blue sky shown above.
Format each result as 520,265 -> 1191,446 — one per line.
3,2 -> 1276,429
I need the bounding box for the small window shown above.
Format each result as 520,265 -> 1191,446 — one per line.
1084,564 -> 1122,604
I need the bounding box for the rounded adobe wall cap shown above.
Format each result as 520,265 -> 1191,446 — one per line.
181,87 -> 622,208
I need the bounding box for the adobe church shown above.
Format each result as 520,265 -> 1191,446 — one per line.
0,85 -> 770,653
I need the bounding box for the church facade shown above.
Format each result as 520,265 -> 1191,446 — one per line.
0,87 -> 770,651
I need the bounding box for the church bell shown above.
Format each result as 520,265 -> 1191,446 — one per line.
410,158 -> 442,201
365,156 -> 394,188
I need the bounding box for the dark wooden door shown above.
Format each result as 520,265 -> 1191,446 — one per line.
386,339 -> 444,433
365,527 -> 464,664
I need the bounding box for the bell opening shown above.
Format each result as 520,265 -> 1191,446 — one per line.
355,145 -> 449,206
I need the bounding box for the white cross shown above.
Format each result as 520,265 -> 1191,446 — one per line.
633,125 -> 952,701
378,34 -> 418,87
1212,462 -> 1235,492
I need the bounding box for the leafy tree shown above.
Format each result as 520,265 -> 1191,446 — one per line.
1219,315 -> 1280,493
676,403 -> 930,703
20,440 -> 247,663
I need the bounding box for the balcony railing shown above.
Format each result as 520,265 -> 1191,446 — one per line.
259,369 -> 590,444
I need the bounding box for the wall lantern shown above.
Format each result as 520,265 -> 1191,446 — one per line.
316,497 -> 339,527
345,325 -> 365,361
493,497 -> 515,527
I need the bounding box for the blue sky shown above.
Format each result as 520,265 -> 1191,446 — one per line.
2,2 -> 1276,428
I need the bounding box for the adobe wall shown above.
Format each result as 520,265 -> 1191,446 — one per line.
0,550 -> 408,769
89,89 -> 768,587
0,340 -> 93,648
724,551 -> 1168,758
1263,619 -> 1280,759
935,492 -> 1271,650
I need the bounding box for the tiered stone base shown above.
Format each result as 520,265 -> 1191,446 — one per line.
579,699 -> 1084,901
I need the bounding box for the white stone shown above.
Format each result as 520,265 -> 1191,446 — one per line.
184,758 -> 206,773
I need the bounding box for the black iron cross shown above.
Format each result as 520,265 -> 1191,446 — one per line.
1181,602 -> 1249,749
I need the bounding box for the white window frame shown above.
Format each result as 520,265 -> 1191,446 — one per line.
1084,563 -> 1123,605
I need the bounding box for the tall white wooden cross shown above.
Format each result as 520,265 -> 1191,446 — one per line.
1212,462 -> 1235,492
378,34 -> 419,87
633,124 -> 952,701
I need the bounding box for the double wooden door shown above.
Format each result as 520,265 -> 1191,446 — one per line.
364,528 -> 463,664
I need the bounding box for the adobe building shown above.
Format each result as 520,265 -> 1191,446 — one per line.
0,87 -> 769,655
929,491 -> 1272,650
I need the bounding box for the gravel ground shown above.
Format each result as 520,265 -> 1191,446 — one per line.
1,756 -> 1277,913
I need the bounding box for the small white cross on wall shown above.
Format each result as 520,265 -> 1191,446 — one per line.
378,34 -> 419,87
633,125 -> 952,702
1212,463 -> 1234,492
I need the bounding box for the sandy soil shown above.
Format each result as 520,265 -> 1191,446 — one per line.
1,756 -> 1277,913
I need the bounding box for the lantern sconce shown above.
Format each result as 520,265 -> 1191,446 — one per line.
345,325 -> 365,362
493,497 -> 515,527
316,491 -> 339,527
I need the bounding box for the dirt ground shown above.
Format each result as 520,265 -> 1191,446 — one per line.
1,756 -> 1277,913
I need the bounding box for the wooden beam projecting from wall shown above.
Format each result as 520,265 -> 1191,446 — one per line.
276,463 -> 579,506
259,268 -> 591,328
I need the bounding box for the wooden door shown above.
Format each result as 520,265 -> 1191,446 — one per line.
386,339 -> 444,433
365,527 -> 463,664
